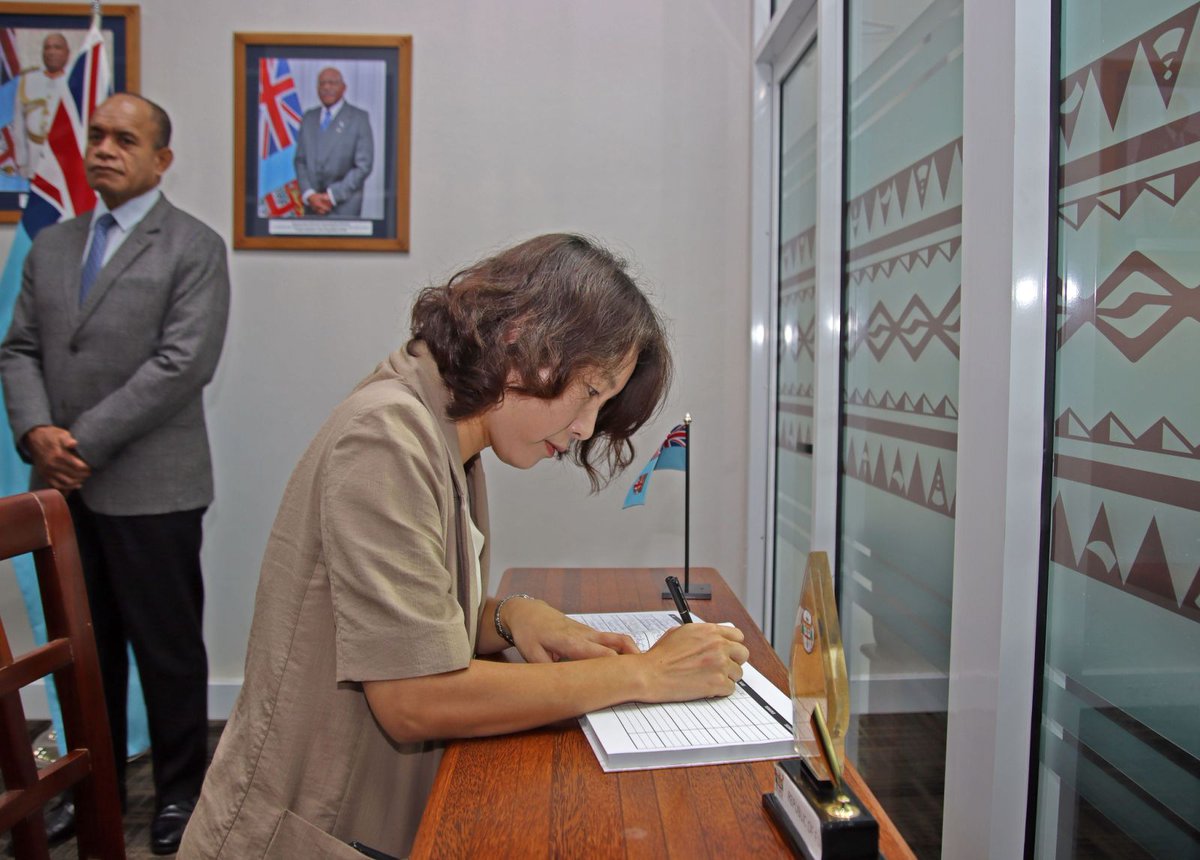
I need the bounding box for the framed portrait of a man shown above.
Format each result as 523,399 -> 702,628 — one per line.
0,3 -> 140,223
233,33 -> 411,251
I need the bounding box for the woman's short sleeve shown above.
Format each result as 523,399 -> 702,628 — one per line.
319,394 -> 472,682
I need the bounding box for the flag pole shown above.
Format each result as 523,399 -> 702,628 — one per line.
681,413 -> 710,599
684,413 -> 690,591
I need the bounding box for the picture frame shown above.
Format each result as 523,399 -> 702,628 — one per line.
0,2 -> 140,223
233,33 -> 411,252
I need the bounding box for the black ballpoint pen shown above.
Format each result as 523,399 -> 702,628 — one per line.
665,575 -> 693,624
665,575 -> 792,730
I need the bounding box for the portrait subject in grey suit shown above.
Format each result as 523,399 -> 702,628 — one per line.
0,93 -> 229,855
293,66 -> 374,218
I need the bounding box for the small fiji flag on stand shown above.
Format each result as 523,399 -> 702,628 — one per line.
623,414 -> 711,599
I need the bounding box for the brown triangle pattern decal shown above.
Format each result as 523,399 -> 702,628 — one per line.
1182,564 -> 1200,613
1079,504 -> 1122,586
847,235 -> 962,285
778,418 -> 814,456
906,456 -> 926,504
928,461 -> 948,510
1060,79 -> 1086,152
1059,4 -> 1200,146
1124,519 -> 1178,604
1144,4 -> 1199,110
1058,162 -> 1200,231
842,434 -> 956,518
1050,494 -> 1077,569
780,226 -> 817,276
895,174 -> 911,215
1050,496 -> 1200,622
889,450 -> 906,493
1055,409 -> 1092,441
1096,40 -> 1139,130
1093,412 -> 1137,446
931,139 -> 958,200
846,138 -> 963,236
914,163 -> 930,209
779,380 -> 814,398
847,389 -> 959,419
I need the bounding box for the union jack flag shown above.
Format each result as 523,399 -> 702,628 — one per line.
659,425 -> 688,451
623,423 -> 689,508
259,58 -> 302,159
0,28 -> 19,84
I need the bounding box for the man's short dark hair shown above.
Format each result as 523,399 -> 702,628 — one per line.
120,93 -> 172,149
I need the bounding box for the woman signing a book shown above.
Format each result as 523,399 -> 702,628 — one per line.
180,234 -> 748,860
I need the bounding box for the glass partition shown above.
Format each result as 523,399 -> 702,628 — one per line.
840,0 -> 963,854
1033,1 -> 1200,855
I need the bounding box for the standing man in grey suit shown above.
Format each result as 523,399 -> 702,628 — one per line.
293,66 -> 374,217
0,93 -> 230,855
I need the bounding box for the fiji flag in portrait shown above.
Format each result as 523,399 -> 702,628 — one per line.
257,57 -> 304,217
623,424 -> 688,508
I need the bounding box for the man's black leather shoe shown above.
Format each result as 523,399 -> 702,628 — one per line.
45,796 -> 75,844
150,798 -> 196,855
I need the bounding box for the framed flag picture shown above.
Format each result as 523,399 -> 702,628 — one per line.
233,33 -> 411,251
0,2 -> 139,223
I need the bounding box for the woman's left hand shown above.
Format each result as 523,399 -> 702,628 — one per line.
504,598 -> 639,662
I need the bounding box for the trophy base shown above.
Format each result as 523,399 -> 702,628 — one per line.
763,758 -> 879,859
660,583 -> 712,600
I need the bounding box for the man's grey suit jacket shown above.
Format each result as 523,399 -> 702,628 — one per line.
293,102 -> 374,217
0,195 -> 231,515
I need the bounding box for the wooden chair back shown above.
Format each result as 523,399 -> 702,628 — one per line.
0,490 -> 124,858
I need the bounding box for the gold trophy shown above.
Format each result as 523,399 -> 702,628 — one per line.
763,552 -> 878,859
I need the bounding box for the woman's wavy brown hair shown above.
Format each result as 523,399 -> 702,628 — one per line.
411,233 -> 672,489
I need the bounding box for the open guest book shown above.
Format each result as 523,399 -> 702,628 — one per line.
569,611 -> 795,772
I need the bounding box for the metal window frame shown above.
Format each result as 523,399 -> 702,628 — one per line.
749,0 -> 841,647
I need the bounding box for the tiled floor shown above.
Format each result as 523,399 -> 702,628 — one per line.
41,721 -> 224,860
853,711 -> 947,858
851,712 -> 1156,859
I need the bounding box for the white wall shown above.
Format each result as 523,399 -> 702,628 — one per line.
0,0 -> 753,712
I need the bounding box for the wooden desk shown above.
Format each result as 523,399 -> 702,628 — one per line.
411,568 -> 914,859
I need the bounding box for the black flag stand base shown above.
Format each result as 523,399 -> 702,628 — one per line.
661,582 -> 712,600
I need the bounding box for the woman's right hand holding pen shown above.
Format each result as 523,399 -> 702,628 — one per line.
636,623 -> 749,702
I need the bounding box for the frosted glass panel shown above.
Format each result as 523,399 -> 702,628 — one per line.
840,0 -> 962,853
841,0 -> 961,716
1034,1 -> 1200,856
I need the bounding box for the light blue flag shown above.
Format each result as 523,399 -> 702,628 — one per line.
0,77 -> 27,192
0,76 -> 16,127
622,424 -> 688,508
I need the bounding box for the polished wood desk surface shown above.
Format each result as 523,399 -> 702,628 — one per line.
411,568 -> 915,859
